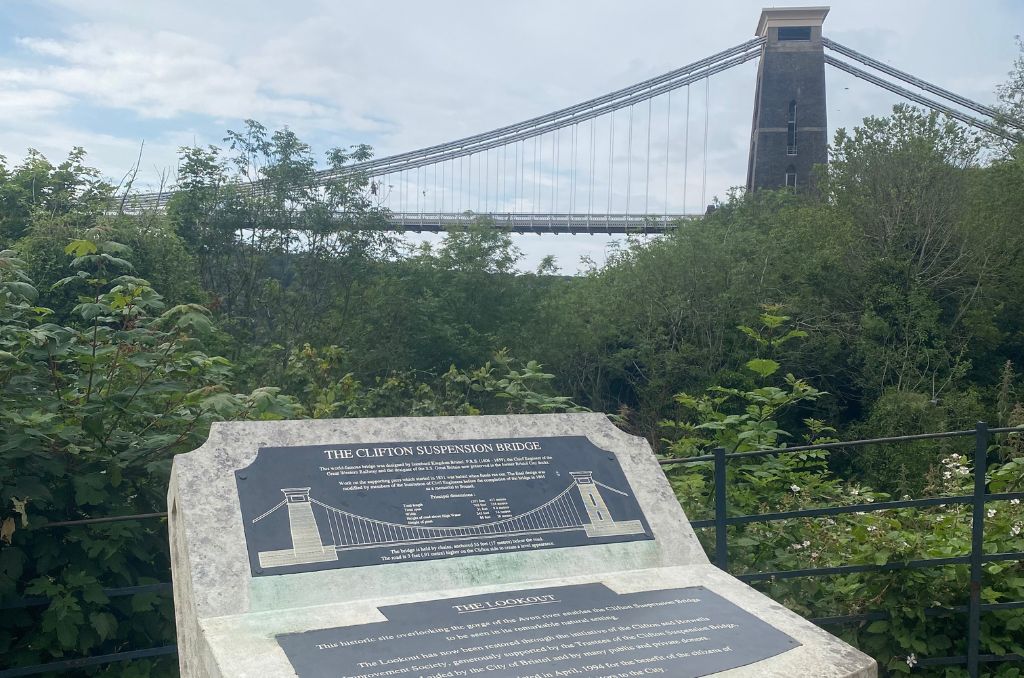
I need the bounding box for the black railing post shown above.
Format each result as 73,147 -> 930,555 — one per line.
714,446 -> 729,571
968,421 -> 988,678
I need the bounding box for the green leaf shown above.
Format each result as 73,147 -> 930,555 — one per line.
3,280 -> 39,302
89,612 -> 117,642
65,239 -> 98,257
55,615 -> 79,649
745,358 -> 781,378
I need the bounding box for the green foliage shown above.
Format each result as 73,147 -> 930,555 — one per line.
166,120 -> 397,378
662,308 -> 831,455
278,344 -> 585,419
0,241 -> 299,673
995,37 -> 1024,150
0,148 -> 112,247
661,320 -> 1024,677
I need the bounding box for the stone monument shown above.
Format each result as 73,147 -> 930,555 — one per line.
168,413 -> 876,677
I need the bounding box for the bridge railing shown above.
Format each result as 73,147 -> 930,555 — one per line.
388,212 -> 698,234
3,424 -> 1023,677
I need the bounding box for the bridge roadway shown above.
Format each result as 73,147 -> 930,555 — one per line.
382,212 -> 699,234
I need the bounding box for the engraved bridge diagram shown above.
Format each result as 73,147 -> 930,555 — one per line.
250,471 -> 645,570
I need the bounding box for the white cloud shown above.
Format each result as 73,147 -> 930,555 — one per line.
0,87 -> 70,118
8,27 -> 362,125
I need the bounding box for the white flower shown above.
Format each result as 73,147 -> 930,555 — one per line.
790,484 -> 801,493
987,509 -> 997,518
906,653 -> 917,668
1012,523 -> 1022,537
1011,498 -> 1020,506
957,467 -> 970,476
867,525 -> 878,532
802,540 -> 811,548
850,488 -> 860,496
943,471 -> 952,479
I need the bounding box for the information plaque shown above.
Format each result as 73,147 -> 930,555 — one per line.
235,436 -> 653,575
276,583 -> 801,678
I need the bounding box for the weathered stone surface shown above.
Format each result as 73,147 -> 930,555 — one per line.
169,413 -> 876,677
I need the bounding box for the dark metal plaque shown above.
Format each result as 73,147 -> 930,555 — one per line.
235,436 -> 652,576
276,583 -> 800,677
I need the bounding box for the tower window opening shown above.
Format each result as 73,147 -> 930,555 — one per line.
778,26 -> 811,41
785,165 -> 797,189
787,100 -> 798,155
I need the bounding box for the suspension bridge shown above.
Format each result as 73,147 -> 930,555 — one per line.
252,471 -> 645,570
124,7 -> 1022,234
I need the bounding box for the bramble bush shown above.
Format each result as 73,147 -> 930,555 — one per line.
661,309 -> 1024,676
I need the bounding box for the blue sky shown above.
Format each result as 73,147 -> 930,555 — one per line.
1,0 -> 1021,271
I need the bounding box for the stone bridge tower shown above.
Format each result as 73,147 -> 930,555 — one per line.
746,6 -> 829,192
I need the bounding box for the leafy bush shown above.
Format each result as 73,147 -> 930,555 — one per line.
0,238 -> 298,675
661,313 -> 1024,676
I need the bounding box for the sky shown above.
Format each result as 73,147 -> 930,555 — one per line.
0,0 -> 1020,272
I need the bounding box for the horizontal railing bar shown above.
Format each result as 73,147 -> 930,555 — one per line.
917,654 -> 1024,668
980,551 -> 1024,564
982,601 -> 1024,612
688,494 -> 1023,533
734,553 -> 1022,583
916,655 -> 967,667
723,495 -> 973,525
809,600 -> 1024,626
2,583 -> 173,610
660,454 -> 715,464
812,607 -> 962,625
0,645 -> 177,678
658,425 -> 1024,464
736,556 -> 971,582
980,654 -> 1024,663
986,492 -> 1024,503
41,512 -> 168,528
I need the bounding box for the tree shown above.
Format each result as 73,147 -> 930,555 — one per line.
167,121 -> 397,383
821,106 -> 997,403
995,37 -> 1024,152
0,148 -> 111,246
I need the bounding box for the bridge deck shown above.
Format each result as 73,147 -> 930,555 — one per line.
384,212 -> 698,234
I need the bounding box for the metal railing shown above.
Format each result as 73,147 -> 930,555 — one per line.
3,423 -> 1022,676
659,422 -> 1024,677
